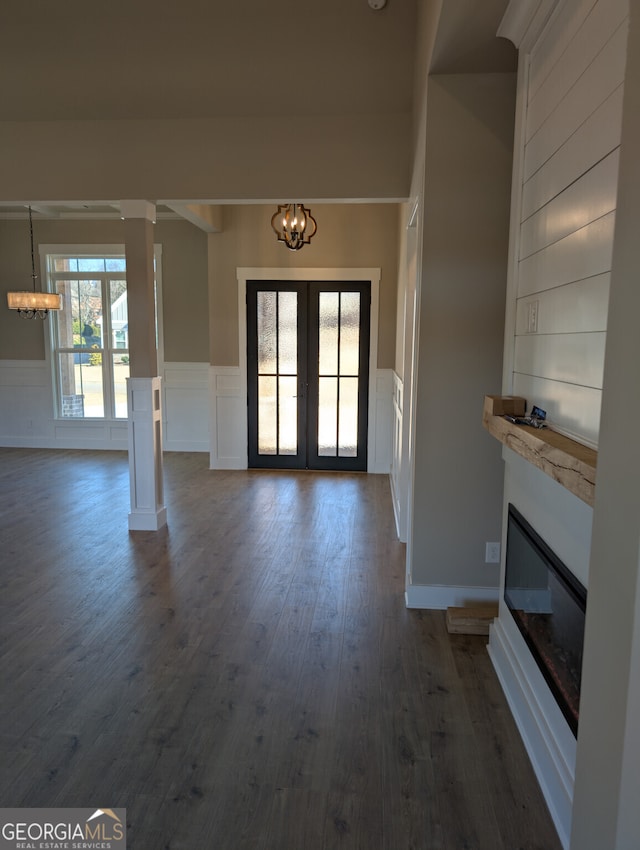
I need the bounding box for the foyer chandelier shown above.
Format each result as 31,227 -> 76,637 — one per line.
6,206 -> 62,319
271,203 -> 317,251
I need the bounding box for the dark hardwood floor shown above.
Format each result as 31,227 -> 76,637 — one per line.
0,449 -> 561,850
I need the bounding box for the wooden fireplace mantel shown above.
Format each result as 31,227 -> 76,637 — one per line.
482,395 -> 597,507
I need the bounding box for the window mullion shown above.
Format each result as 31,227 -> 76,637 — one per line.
101,278 -> 114,419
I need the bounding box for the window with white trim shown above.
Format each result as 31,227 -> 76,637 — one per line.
44,247 -> 161,420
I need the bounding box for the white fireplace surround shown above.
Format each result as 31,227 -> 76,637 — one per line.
489,445 -> 593,849
489,602 -> 577,848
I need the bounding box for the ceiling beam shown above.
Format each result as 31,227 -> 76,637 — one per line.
29,204 -> 60,218
165,203 -> 223,233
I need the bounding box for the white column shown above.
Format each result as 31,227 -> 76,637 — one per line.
121,200 -> 166,531
127,376 -> 167,530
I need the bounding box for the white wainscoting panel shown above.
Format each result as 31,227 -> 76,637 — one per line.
0,359 -> 210,452
51,422 -> 128,449
208,365 -> 393,473
0,360 -> 52,445
163,362 -> 210,452
0,359 -> 48,389
209,366 -> 246,470
369,369 -> 393,474
0,359 -> 130,450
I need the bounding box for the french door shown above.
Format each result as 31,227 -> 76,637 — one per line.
247,281 -> 371,471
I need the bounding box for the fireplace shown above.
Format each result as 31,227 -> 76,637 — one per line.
504,504 -> 587,735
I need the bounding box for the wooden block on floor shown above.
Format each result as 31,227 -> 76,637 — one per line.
446,603 -> 499,635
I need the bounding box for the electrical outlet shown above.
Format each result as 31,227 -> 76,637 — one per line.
527,299 -> 539,333
485,542 -> 501,564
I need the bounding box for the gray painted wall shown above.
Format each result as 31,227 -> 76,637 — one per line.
410,72 -> 516,590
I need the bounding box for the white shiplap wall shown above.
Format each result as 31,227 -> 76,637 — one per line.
513,0 -> 629,448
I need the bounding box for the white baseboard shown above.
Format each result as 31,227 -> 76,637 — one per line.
488,611 -> 575,850
128,506 -> 168,531
405,583 -> 499,609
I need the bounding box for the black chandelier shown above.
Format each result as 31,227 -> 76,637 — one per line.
271,203 -> 317,251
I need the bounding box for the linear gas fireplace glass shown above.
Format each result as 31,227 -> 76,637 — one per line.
504,504 -> 587,736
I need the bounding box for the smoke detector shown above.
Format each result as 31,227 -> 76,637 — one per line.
368,0 -> 387,8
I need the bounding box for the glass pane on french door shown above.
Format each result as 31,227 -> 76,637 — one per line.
308,282 -> 370,471
247,280 -> 370,471
248,283 -> 308,468
256,290 -> 298,455
317,291 -> 360,457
